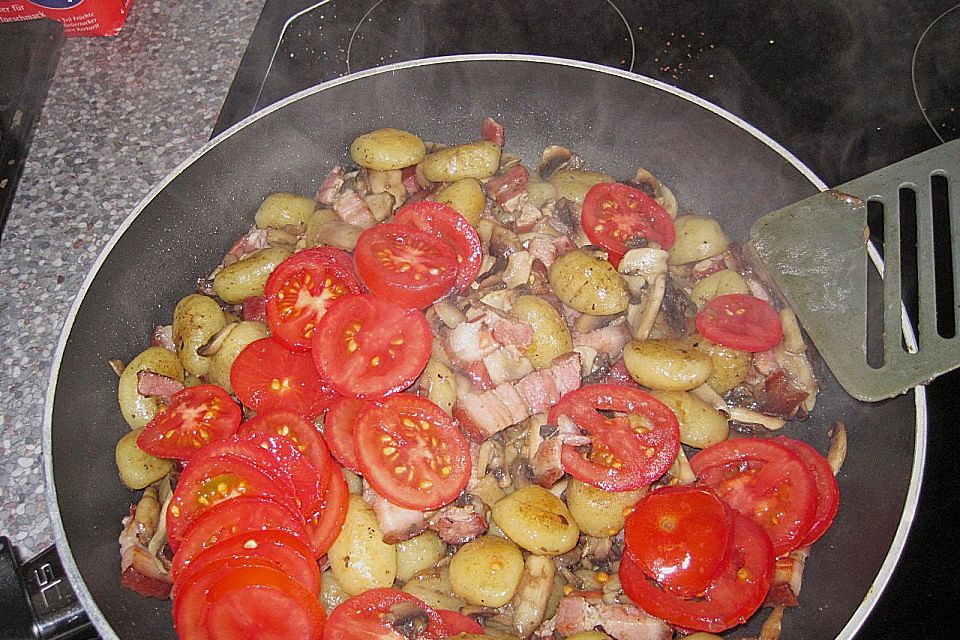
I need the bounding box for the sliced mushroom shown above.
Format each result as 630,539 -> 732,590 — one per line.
511,554 -> 557,638
538,145 -> 585,180
196,321 -> 239,357
630,166 -> 678,218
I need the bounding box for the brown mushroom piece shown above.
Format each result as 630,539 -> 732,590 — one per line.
538,145 -> 585,180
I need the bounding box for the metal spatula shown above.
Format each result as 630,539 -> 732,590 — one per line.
746,138 -> 960,402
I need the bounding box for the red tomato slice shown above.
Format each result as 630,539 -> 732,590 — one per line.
393,201 -> 482,291
695,294 -> 784,352
167,444 -> 298,550
581,182 -> 676,256
354,222 -> 458,308
624,485 -> 734,596
174,555 -> 277,640
323,396 -> 371,473
232,431 -> 323,516
355,394 -> 471,510
265,247 -> 363,352
305,464 -> 349,557
231,337 -> 337,419
777,437 -> 840,547
548,384 -> 680,491
172,495 -> 309,588
619,512 -> 774,633
137,384 -> 241,460
312,294 -> 431,399
204,565 -> 326,640
436,610 -> 484,635
170,529 -> 320,593
239,410 -> 332,488
323,588 -> 446,640
691,437 -> 818,556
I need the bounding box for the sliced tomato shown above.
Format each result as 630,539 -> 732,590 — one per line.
436,610 -> 484,635
393,201 -> 482,291
695,294 -> 784,352
167,444 -> 298,549
231,337 -> 337,419
581,182 -> 676,258
691,437 -> 818,556
232,430 -> 323,516
239,410 -> 332,485
353,222 -> 458,308
172,496 -> 309,582
323,588 -> 446,640
355,394 -> 470,510
304,464 -> 349,557
323,396 -> 371,473
548,384 -> 680,491
170,529 -> 320,593
204,565 -> 326,640
777,437 -> 840,547
312,294 -> 431,399
174,555 -> 277,640
136,384 -> 241,460
619,512 -> 774,633
624,485 -> 734,596
265,247 -> 363,351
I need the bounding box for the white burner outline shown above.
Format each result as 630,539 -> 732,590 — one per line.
344,0 -> 637,75
911,3 -> 960,144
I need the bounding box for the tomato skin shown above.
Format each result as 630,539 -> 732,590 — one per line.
312,294 -> 432,399
232,430 -> 324,516
238,410 -> 332,488
393,201 -> 482,291
323,396 -> 371,473
691,437 -> 818,556
137,385 -> 242,460
581,182 -> 676,256
777,437 -> 840,547
305,464 -> 349,558
354,222 -> 459,309
436,609 -> 484,635
623,485 -> 734,596
172,496 -> 309,579
548,384 -> 680,491
323,588 -> 447,640
695,294 -> 784,352
265,247 -> 363,352
170,529 -> 320,593
355,394 -> 471,510
167,449 -> 298,550
620,512 -> 775,633
230,337 -> 338,419
203,565 -> 327,640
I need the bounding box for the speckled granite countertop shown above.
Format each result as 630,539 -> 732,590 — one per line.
0,0 -> 264,555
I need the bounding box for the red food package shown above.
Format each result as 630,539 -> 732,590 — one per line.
0,0 -> 134,37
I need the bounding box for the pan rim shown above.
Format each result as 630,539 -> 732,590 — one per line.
41,52 -> 926,640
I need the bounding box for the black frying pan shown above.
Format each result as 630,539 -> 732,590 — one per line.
41,56 -> 924,640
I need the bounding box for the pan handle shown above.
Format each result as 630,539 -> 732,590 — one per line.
0,537 -> 96,640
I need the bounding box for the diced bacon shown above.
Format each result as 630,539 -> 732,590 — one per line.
334,191 -> 378,228
765,548 -> 809,607
530,435 -> 564,488
526,236 -> 558,268
462,360 -> 495,391
690,254 -> 728,282
428,501 -> 489,545
151,325 -> 175,351
242,295 -> 267,322
486,165 -> 529,210
121,562 -> 172,599
603,358 -> 638,387
315,166 -> 345,205
400,165 -> 421,194
227,227 -> 270,261
549,351 -> 583,396
515,369 -> 560,415
443,319 -> 499,367
551,234 -> 578,257
491,317 -> 534,349
481,116 -> 505,146
491,382 -> 529,426
136,370 -> 185,401
454,391 -> 515,442
362,485 -> 429,544
483,347 -> 534,386
753,349 -> 780,376
573,322 -> 632,361
557,414 -> 592,447
553,595 -> 671,640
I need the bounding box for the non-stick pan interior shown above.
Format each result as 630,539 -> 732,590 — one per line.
45,57 -> 920,640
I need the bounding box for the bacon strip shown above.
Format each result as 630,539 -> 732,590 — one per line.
315,166 -> 345,205
362,485 -> 429,544
136,370 -> 184,401
486,165 -> 529,210
481,116 -> 505,146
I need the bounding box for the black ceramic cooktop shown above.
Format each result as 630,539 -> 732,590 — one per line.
213,1 -> 960,637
